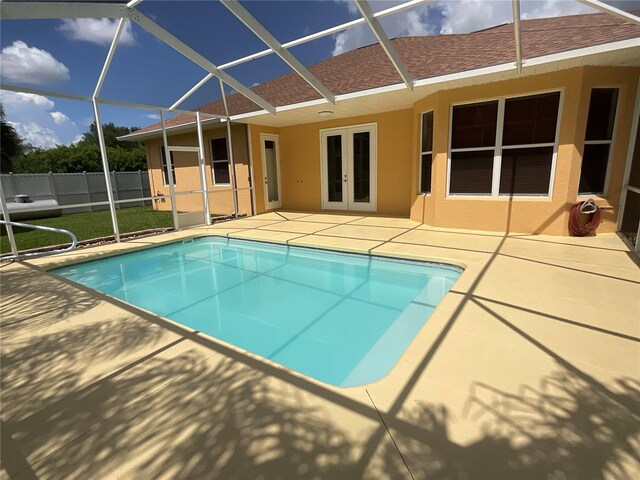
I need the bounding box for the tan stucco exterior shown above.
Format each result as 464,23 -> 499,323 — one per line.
410,66 -> 639,235
248,112 -> 414,217
144,123 -> 253,217
146,66 -> 639,236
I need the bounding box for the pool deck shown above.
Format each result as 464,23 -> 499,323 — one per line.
1,211 -> 639,479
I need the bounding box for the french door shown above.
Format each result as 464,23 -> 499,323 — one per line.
320,124 -> 377,211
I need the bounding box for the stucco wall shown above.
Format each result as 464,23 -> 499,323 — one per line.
145,123 -> 252,216
410,66 -> 639,235
148,65 -> 639,236
249,110 -> 414,217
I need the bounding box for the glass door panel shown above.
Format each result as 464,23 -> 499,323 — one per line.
265,140 -> 279,202
261,134 -> 282,210
321,130 -> 347,210
326,135 -> 344,203
352,131 -> 370,204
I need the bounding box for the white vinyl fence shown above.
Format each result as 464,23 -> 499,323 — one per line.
0,172 -> 152,213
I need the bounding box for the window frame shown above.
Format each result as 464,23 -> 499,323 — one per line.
419,110 -> 434,195
160,146 -> 176,187
446,88 -> 564,199
210,136 -> 231,186
578,86 -> 621,197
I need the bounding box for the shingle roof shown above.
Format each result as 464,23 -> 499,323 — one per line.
131,11 -> 640,135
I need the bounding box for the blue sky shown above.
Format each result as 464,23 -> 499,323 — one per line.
1,0 -> 636,148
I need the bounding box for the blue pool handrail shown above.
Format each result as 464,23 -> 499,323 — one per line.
1,219 -> 77,261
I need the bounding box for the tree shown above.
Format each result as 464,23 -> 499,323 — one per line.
79,122 -> 141,150
11,122 -> 147,173
0,104 -> 24,173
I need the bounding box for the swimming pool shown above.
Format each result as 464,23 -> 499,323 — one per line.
53,237 -> 461,387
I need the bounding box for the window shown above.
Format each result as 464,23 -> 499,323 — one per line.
578,88 -> 619,194
420,111 -> 433,194
449,92 -> 560,196
450,101 -> 498,195
211,137 -> 230,185
160,146 -> 176,186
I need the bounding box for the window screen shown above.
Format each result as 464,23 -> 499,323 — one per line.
420,111 -> 434,194
449,92 -> 560,196
499,147 -> 554,195
579,88 -> 619,194
579,143 -> 610,194
451,101 -> 498,149
449,150 -> 494,195
211,137 -> 230,185
502,92 -> 560,146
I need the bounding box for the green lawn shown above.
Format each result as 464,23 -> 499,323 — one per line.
1,206 -> 174,253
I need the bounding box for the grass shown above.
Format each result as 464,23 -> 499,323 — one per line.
1,206 -> 174,254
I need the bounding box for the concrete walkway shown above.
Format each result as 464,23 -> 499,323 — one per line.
1,211 -> 639,479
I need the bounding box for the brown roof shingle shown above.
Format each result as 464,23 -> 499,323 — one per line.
132,11 -> 639,135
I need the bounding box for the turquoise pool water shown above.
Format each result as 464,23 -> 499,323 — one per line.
53,237 -> 461,387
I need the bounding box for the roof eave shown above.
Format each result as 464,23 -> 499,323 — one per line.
122,37 -> 640,141
118,116 -> 225,142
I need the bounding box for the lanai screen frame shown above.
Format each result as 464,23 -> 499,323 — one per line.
0,0 -> 639,256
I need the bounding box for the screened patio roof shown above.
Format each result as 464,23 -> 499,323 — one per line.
2,0 -> 639,136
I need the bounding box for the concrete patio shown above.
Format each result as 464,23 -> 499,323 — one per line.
1,211 -> 639,479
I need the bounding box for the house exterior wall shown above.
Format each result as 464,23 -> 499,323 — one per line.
249,110 -> 414,216
410,66 -> 639,235
247,65 -> 638,236
142,65 -> 638,236
144,123 -> 252,217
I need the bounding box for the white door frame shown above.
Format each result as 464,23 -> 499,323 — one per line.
320,123 -> 377,212
320,129 -> 348,210
260,133 -> 282,210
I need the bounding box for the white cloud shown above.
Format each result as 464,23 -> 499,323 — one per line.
9,121 -> 60,149
405,10 -> 430,36
1,91 -> 55,110
437,0 -> 594,35
520,0 -> 598,21
437,0 -> 506,34
146,113 -> 160,120
1,90 -> 81,149
334,0 -> 358,15
50,111 -> 70,125
333,25 -> 374,56
331,0 -> 605,55
0,41 -> 70,85
58,18 -> 135,46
